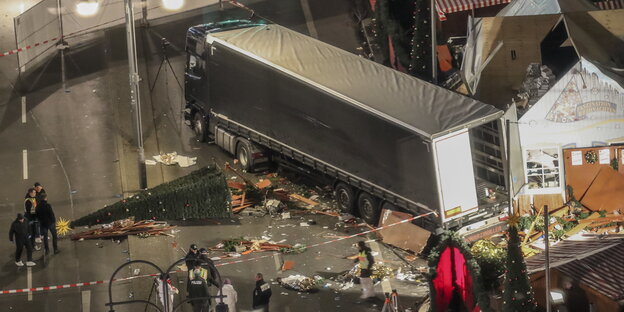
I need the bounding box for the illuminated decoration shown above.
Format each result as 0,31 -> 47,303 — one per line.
75,1 -> 99,16
162,0 -> 184,10
56,217 -> 71,237
502,225 -> 537,311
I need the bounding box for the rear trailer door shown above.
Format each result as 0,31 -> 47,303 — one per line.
433,130 -> 479,223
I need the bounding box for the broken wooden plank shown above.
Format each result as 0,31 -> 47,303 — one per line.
227,180 -> 246,190
564,212 -> 601,237
289,194 -> 318,206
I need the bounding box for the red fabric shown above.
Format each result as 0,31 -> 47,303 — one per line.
433,247 -> 454,311
369,0 -> 377,11
387,37 -> 407,73
432,246 -> 481,312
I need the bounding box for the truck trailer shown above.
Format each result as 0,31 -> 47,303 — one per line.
183,20 -> 510,235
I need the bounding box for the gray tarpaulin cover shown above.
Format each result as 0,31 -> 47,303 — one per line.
497,0 -> 597,16
208,24 -> 502,140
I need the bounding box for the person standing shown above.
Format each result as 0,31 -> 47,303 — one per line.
355,241 -> 375,299
156,275 -> 178,312
24,188 -> 41,250
217,278 -> 238,312
188,270 -> 210,312
34,182 -> 46,202
198,248 -> 219,287
252,273 -> 271,312
9,214 -> 36,267
185,244 -> 200,270
36,194 -> 59,255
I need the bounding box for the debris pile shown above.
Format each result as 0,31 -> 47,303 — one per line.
277,275 -> 322,292
71,219 -> 175,240
225,162 -> 337,217
513,63 -> 556,112
218,238 -> 299,255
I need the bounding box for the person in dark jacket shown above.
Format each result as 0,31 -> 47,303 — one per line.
185,244 -> 200,270
355,241 -> 375,299
198,248 -> 219,287
252,273 -> 271,312
36,194 -> 59,255
24,188 -> 40,250
9,214 -> 36,267
34,182 -> 46,203
188,270 -> 210,312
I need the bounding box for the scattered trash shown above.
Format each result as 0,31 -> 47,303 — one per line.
300,222 -> 310,227
277,275 -> 319,292
281,212 -> 291,219
133,268 -> 141,276
152,152 -> 197,168
145,160 -> 158,165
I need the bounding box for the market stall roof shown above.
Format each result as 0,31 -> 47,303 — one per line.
595,0 -> 624,10
526,237 -> 624,300
435,0 -> 511,21
207,24 -> 503,140
462,9 -> 624,108
497,0 -> 597,16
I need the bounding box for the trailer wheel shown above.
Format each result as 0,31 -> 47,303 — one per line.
236,140 -> 252,171
193,112 -> 206,142
357,192 -> 380,225
334,183 -> 355,213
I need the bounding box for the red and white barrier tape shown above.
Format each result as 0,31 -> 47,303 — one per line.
0,211 -> 434,295
0,37 -> 60,57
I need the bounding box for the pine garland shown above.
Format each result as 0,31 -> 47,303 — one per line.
427,231 -> 492,312
71,166 -> 230,227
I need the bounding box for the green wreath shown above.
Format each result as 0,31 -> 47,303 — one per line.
427,231 -> 492,312
584,150 -> 598,164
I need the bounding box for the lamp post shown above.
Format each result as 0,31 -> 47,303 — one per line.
123,0 -> 148,190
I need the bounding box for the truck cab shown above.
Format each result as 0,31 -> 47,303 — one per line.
184,20 -> 266,140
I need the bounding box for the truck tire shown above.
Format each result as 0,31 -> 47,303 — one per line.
334,182 -> 355,213
236,140 -> 252,171
357,192 -> 380,225
193,112 -> 207,142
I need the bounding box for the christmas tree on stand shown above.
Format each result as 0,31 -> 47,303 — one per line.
502,214 -> 538,311
408,0 -> 432,81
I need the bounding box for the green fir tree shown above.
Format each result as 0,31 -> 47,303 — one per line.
502,219 -> 538,311
71,166 -> 230,227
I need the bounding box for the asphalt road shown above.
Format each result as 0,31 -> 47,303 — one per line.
0,1 -> 417,311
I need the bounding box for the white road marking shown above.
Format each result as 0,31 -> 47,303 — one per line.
369,241 -> 392,294
82,290 -> 91,312
27,267 -> 32,301
21,97 -> 26,123
299,0 -> 319,39
22,149 -> 28,180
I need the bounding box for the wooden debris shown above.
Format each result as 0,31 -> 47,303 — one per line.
227,180 -> 246,190
289,194 -> 318,207
255,179 -> 272,189
70,220 -> 175,240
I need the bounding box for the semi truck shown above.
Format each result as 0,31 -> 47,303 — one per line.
183,20 -> 510,236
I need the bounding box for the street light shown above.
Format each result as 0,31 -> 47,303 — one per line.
162,0 -> 184,10
76,1 -> 99,16
76,0 -> 184,189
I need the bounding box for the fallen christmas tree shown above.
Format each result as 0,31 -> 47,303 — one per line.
71,166 -> 230,227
